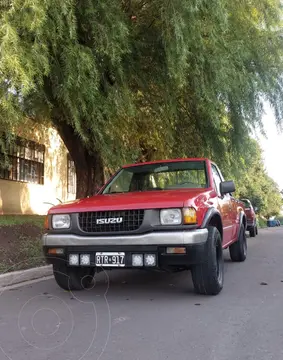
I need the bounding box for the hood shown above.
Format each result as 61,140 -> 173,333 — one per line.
48,189 -> 210,214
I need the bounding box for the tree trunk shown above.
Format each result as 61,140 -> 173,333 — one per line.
74,150 -> 105,199
53,120 -> 105,199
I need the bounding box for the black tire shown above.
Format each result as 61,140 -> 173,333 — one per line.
249,225 -> 256,238
229,224 -> 247,262
255,226 -> 258,235
53,262 -> 95,291
191,226 -> 224,295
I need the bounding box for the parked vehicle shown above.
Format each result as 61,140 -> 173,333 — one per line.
267,219 -> 281,227
240,199 -> 258,237
43,158 -> 247,296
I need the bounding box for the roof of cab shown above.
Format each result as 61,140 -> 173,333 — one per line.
122,158 -> 210,168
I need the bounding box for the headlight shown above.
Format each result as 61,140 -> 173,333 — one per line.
160,209 -> 182,225
52,214 -> 71,229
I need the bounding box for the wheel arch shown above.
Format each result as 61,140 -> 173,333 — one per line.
242,213 -> 247,230
237,210 -> 247,239
201,208 -> 223,241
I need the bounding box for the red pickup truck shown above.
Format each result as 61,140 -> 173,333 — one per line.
240,199 -> 258,237
43,158 -> 247,295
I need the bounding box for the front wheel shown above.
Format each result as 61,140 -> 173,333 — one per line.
191,226 -> 224,295
53,262 -> 95,291
229,224 -> 247,262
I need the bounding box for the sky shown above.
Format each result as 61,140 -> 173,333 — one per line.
256,104 -> 283,190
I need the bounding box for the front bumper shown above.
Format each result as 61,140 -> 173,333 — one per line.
43,229 -> 208,269
42,229 -> 208,247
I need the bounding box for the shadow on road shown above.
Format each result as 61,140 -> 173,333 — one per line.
73,253 -> 237,300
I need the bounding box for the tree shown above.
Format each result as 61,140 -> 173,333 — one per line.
233,139 -> 282,217
1,0 -> 283,197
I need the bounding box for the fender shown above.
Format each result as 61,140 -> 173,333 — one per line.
200,207 -> 223,231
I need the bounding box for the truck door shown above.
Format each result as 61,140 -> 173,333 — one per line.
211,164 -> 233,246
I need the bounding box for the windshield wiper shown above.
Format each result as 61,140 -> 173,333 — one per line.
146,187 -> 164,191
106,191 -> 127,194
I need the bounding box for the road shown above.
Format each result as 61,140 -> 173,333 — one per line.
1,227 -> 283,360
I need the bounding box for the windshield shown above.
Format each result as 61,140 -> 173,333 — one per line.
102,161 -> 208,194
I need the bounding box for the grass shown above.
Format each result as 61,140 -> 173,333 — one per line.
0,237 -> 46,273
0,215 -> 46,273
16,235 -> 46,271
257,217 -> 267,229
0,215 -> 45,227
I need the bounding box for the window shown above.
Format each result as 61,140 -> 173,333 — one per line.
67,154 -> 76,194
107,170 -> 133,193
103,161 -> 208,194
211,164 -> 223,196
0,135 -> 45,185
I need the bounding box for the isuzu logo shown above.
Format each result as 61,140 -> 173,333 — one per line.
96,217 -> 123,224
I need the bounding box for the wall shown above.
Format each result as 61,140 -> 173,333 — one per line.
0,125 -> 76,215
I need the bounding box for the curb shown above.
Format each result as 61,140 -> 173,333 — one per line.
0,265 -> 52,288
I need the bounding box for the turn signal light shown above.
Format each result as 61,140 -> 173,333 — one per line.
44,216 -> 49,230
47,248 -> 64,255
166,247 -> 186,254
183,208 -> 197,224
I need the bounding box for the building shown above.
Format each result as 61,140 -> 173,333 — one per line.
0,124 -> 76,215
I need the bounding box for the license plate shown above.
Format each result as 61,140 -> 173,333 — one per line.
95,252 -> 125,267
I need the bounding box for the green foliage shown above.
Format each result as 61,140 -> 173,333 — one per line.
1,0 -> 283,159
232,139 -> 282,217
0,0 -> 283,207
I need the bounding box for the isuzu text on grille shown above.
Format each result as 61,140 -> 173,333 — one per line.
96,217 -> 123,224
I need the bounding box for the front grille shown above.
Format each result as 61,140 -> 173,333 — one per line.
78,210 -> 145,233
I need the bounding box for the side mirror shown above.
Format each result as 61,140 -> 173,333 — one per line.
254,207 -> 258,212
220,180 -> 235,196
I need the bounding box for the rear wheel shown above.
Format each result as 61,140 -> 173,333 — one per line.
249,225 -> 256,238
191,226 -> 224,295
53,262 -> 95,291
229,224 -> 247,262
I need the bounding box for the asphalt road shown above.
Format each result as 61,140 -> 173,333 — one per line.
1,227 -> 283,360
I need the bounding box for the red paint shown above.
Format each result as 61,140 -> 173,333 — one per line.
49,189 -> 211,221
245,207 -> 256,222
122,157 -> 210,168
48,158 -> 244,247
240,199 -> 256,224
